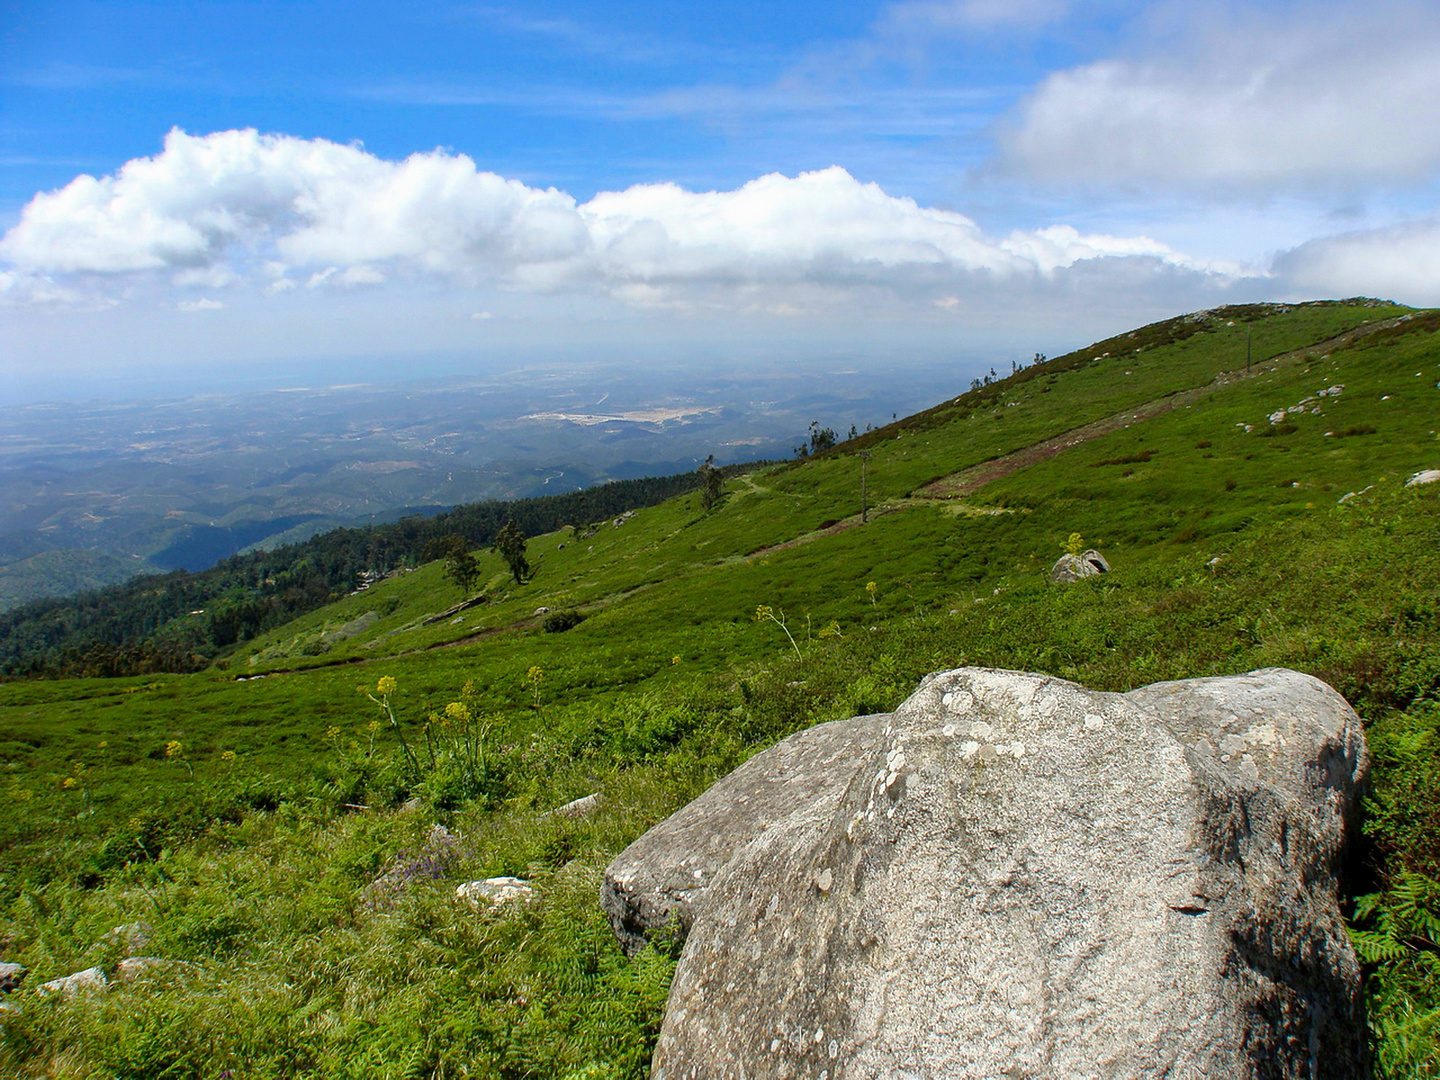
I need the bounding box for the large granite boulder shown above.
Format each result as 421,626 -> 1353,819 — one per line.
605,667 -> 1369,1080
602,713 -> 890,956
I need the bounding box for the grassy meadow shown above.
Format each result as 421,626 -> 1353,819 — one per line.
1,299 -> 1438,1077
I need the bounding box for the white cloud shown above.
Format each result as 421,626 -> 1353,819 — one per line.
997,2 -> 1440,191
0,269 -> 125,310
177,297 -> 225,312
173,265 -> 239,289
0,127 -> 587,279
1274,220 -> 1440,305
0,127 -> 1255,319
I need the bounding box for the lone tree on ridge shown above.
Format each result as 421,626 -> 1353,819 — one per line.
492,520 -> 530,584
698,454 -> 725,511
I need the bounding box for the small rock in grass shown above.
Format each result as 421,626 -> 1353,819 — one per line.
364,825 -> 462,908
114,957 -> 195,983
456,877 -> 538,909
38,967 -> 107,998
548,792 -> 602,818
0,961 -> 26,994
1406,469 -> 1440,487
101,922 -> 154,958
1050,549 -> 1111,583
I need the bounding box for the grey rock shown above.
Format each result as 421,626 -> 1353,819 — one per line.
601,712 -> 890,956
456,877 -> 538,909
113,956 -> 195,983
363,824 -> 462,908
1050,548 -> 1111,582
101,921 -> 154,958
0,961 -> 25,994
1406,468 -> 1440,487
548,792 -> 603,819
0,1000 -> 19,1021
620,667 -> 1368,1080
38,966 -> 107,999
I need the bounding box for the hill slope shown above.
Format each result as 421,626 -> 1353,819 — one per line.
0,297 -> 1437,1078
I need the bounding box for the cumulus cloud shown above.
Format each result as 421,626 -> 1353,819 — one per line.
177,297 -> 225,312
0,127 -> 587,279
997,2 -> 1440,191
0,127 -> 1248,317
1274,220 -> 1440,305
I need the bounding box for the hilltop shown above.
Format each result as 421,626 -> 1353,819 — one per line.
0,297 -> 1436,1078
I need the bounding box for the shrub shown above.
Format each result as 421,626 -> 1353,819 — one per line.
544,609 -> 587,633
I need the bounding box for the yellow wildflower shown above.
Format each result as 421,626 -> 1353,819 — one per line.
376,676 -> 397,696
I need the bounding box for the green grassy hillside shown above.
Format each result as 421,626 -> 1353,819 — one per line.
1,298 -> 1437,1078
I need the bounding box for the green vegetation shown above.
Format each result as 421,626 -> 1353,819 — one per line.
1,298 -> 1437,1076
0,472 -> 720,680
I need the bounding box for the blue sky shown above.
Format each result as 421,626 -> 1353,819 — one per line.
3,0 -> 1440,402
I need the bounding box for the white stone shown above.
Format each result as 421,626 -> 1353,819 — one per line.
38,967 -> 107,998
456,877 -> 538,909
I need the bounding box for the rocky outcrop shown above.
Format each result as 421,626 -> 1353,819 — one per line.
1050,548 -> 1110,582
606,667 -> 1369,1080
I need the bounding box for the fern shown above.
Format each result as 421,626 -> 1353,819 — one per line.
1353,928 -> 1413,965
1353,873 -> 1440,963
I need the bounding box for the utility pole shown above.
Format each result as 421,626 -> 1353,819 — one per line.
859,451 -> 872,523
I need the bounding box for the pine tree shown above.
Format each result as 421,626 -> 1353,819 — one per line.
492,520 -> 529,584
698,455 -> 724,511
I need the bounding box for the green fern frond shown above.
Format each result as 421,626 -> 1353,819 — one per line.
1351,928 -> 1411,965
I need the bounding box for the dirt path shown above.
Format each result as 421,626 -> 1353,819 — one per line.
746,314 -> 1410,555
916,314 -> 1409,499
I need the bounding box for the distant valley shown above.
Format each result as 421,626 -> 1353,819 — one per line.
0,357 -> 967,608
